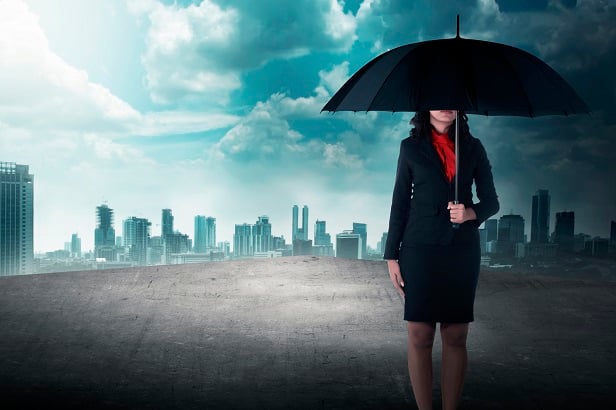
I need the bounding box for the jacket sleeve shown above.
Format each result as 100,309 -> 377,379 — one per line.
383,139 -> 413,260
471,139 -> 499,226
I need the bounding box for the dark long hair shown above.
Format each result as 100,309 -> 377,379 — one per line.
409,111 -> 471,141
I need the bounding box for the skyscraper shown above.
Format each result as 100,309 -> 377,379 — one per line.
380,232 -> 388,255
314,220 -> 331,246
352,222 -> 367,259
554,211 -> 575,253
292,205 -> 298,241
123,217 -> 151,265
336,231 -> 362,259
0,162 -> 34,276
70,233 -> 81,258
610,221 -> 616,247
302,206 -> 308,240
162,209 -> 173,238
205,217 -> 216,249
194,215 -> 207,253
234,223 -> 252,257
498,214 -> 525,256
485,219 -> 498,242
292,205 -> 309,241
531,189 -> 550,243
253,216 -> 272,253
95,204 -> 116,261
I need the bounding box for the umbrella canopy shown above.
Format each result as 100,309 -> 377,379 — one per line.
322,17 -> 589,210
322,33 -> 589,116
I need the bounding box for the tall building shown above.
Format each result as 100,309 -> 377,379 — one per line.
379,232 -> 388,255
531,189 -> 550,243
485,219 -> 498,242
0,162 -> 34,276
336,231 -> 362,259
292,205 -> 309,241
253,216 -> 272,253
234,223 -> 252,257
352,222 -> 367,259
205,217 -> 216,249
314,220 -> 331,246
162,209 -> 173,238
610,221 -> 616,246
292,205 -> 298,241
70,233 -> 81,258
194,215 -> 207,253
498,214 -> 525,243
163,232 -> 190,263
498,214 -> 525,256
554,211 -> 575,253
123,217 -> 151,265
95,204 -> 116,261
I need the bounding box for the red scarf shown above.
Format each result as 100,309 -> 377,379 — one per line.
430,127 -> 456,183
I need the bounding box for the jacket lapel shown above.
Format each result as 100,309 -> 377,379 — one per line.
418,137 -> 450,184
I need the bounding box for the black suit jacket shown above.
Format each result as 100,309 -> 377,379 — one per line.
383,133 -> 499,260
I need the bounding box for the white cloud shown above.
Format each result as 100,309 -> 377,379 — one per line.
130,0 -> 358,106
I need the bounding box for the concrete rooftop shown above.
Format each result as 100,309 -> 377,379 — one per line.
0,256 -> 615,409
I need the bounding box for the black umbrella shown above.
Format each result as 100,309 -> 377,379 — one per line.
322,15 -> 589,204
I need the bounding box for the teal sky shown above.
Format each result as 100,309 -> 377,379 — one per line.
1,0 -> 614,252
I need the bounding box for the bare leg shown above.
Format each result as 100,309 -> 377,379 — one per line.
440,322 -> 469,410
407,321 -> 436,410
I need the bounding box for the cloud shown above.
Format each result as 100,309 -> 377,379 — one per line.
129,0 -> 358,106
0,0 -> 140,133
0,0 -> 239,139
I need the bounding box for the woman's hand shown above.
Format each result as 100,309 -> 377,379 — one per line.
447,202 -> 477,224
387,260 -> 405,298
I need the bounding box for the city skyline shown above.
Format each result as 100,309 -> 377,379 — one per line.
35,186 -> 616,254
1,1 -> 614,254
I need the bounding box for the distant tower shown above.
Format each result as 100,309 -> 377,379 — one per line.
610,221 -> 616,246
194,215 -> 207,253
498,214 -> 525,256
292,205 -> 298,241
253,216 -> 272,253
352,222 -> 367,259
162,209 -> 174,238
554,211 -> 575,253
0,162 -> 34,276
95,204 -> 116,260
123,217 -> 151,265
70,233 -> 81,258
485,219 -> 498,242
234,223 -> 252,257
380,232 -> 388,255
302,206 -> 309,240
531,189 -> 550,243
314,220 -> 331,246
292,205 -> 309,241
336,231 -> 362,259
206,217 -> 216,249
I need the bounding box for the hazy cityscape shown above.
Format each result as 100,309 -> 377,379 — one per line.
1,161 -> 614,279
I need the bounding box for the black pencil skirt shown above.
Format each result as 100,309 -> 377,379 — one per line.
397,233 -> 481,323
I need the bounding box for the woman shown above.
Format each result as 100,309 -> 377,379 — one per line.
383,110 -> 499,410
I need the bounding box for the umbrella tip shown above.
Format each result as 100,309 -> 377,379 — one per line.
456,14 -> 460,38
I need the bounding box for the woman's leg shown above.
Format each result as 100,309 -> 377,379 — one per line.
440,322 -> 469,410
407,321 -> 437,410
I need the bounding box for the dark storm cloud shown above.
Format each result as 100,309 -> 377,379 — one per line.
355,0 -> 616,237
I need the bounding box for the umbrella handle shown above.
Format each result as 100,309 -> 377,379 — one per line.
453,110 -> 460,230
452,200 -> 460,229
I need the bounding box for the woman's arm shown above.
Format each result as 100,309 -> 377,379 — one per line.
383,139 -> 413,260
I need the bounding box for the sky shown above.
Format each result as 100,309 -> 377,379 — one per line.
0,0 -> 614,253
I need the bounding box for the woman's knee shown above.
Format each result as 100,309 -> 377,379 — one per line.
440,322 -> 469,348
407,321 -> 436,348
